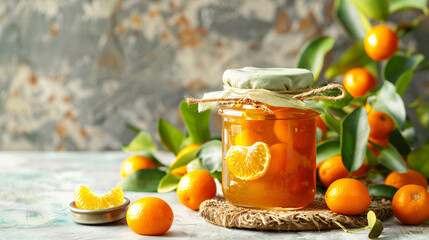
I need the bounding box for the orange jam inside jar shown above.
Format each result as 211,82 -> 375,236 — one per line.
219,104 -> 319,209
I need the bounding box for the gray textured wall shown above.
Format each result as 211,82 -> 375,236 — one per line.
0,0 -> 428,151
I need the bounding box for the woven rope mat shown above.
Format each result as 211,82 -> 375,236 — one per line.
199,194 -> 392,231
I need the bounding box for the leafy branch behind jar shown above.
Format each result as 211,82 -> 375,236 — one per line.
297,0 -> 429,196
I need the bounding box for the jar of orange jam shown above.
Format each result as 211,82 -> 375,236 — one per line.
213,67 -> 320,210
219,104 -> 318,209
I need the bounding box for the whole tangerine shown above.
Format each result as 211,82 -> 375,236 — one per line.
364,25 -> 398,61
343,68 -> 377,98
126,197 -> 174,235
177,169 -> 217,210
368,111 -> 395,139
392,184 -> 429,225
325,178 -> 371,215
385,169 -> 428,189
120,155 -> 156,178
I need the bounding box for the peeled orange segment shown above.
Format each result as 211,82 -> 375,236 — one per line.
226,142 -> 271,181
74,185 -> 124,210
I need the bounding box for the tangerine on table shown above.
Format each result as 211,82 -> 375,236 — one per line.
385,169 -> 428,189
120,155 -> 156,178
364,25 -> 398,61
74,185 -> 124,210
392,184 -> 429,225
170,144 -> 201,176
343,68 -> 377,98
177,169 -> 217,210
368,111 -> 395,139
325,178 -> 371,215
126,197 -> 174,235
318,155 -> 368,188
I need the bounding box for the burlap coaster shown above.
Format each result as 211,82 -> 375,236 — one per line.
199,194 -> 392,231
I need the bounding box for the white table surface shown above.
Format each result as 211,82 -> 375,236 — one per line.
0,151 -> 428,240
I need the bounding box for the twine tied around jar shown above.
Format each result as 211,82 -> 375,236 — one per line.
186,83 -> 346,113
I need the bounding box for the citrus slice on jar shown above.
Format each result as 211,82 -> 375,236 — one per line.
74,185 -> 124,210
226,142 -> 271,180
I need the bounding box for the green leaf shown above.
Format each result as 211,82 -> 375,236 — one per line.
118,169 -> 165,192
325,43 -> 377,79
316,128 -> 322,143
366,147 -> 378,167
157,173 -> 182,193
347,0 -> 389,21
334,0 -> 371,42
122,131 -> 157,152
158,118 -> 185,155
378,144 -> 408,173
416,104 -> 429,128
389,0 -> 428,14
296,36 -> 335,83
389,128 -> 411,156
368,220 -> 384,239
179,101 -> 211,144
367,210 -> 377,228
316,140 -> 341,165
341,107 -> 370,172
408,141 -> 429,178
198,140 -> 222,172
169,148 -> 200,171
368,184 -> 398,198
210,171 -> 222,183
367,211 -> 384,239
383,54 -> 424,95
125,123 -> 141,134
372,81 -> 406,129
402,126 -> 418,144
322,107 -> 342,134
187,158 -> 207,172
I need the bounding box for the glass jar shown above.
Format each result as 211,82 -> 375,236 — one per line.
219,104 -> 319,209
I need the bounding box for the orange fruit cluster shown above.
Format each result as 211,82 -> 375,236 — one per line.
392,184 -> 429,225
176,169 -> 217,210
126,197 -> 174,235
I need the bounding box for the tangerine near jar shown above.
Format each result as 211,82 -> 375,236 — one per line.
189,67 -> 344,210
219,104 -> 319,209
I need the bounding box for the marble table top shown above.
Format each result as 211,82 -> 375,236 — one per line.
0,151 -> 428,240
